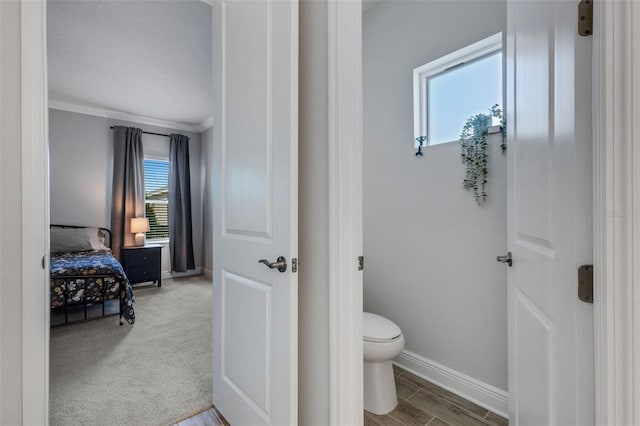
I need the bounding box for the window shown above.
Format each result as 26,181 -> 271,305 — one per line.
144,158 -> 169,240
413,33 -> 502,146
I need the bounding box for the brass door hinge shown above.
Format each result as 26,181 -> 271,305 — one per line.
578,0 -> 593,37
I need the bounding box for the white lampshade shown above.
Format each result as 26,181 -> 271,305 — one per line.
131,217 -> 150,246
131,217 -> 150,234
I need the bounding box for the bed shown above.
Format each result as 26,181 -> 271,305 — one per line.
50,225 -> 135,327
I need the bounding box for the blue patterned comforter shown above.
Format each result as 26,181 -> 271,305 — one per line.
50,250 -> 135,324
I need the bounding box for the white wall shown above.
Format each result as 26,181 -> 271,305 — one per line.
363,0 -> 508,392
298,0 -> 330,423
48,108 -> 205,274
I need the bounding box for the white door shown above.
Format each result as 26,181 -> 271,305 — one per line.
211,1 -> 298,425
506,1 -> 593,425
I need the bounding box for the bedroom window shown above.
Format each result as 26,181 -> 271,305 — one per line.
144,158 -> 169,240
413,33 -> 502,146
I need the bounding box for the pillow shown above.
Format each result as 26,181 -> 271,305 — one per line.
97,228 -> 110,248
50,228 -> 108,253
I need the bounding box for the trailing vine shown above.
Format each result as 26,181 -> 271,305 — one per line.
459,104 -> 506,204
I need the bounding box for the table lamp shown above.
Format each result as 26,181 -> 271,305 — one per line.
131,217 -> 150,246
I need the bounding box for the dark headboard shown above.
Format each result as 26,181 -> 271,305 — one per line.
50,225 -> 112,249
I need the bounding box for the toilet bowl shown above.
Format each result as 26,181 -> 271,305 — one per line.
363,312 -> 405,415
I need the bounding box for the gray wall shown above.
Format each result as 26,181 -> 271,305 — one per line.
363,1 -> 508,390
0,1 -> 24,423
298,0 -> 330,423
48,108 -> 204,273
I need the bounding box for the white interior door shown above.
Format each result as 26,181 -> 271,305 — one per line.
506,1 -> 593,425
211,1 -> 298,424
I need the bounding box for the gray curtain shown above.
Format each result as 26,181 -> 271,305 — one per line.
111,126 -> 145,260
169,134 -> 195,272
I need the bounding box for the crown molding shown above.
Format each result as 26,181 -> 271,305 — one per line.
48,100 -> 205,134
198,115 -> 214,131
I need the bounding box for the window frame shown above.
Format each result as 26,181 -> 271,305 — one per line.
143,156 -> 170,242
413,32 -> 503,147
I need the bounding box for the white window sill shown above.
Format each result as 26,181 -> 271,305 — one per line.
414,125 -> 504,149
147,239 -> 169,245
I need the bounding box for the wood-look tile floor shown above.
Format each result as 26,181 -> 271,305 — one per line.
365,365 -> 508,426
176,366 -> 508,426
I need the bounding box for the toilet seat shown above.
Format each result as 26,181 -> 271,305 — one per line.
363,312 -> 402,343
364,334 -> 403,344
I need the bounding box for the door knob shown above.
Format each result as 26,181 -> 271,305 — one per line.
258,256 -> 287,273
496,251 -> 512,267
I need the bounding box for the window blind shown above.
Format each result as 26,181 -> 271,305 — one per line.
144,159 -> 169,240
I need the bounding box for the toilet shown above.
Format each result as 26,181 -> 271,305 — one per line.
363,312 -> 405,415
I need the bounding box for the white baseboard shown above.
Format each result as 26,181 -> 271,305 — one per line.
394,349 -> 509,419
161,267 -> 203,280
203,267 -> 213,278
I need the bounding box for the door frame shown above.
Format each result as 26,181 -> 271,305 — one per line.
326,0 -> 364,424
17,0 -> 640,425
592,1 -> 640,424
20,0 -> 49,424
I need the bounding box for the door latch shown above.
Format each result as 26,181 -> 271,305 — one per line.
358,256 -> 364,271
292,258 -> 298,273
578,265 -> 593,303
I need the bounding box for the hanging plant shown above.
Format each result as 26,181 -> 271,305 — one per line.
459,104 -> 506,204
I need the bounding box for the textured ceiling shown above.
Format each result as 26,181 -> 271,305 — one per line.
48,0 -> 213,126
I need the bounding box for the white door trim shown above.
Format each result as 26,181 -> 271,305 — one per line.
327,0 -> 363,424
593,2 -> 640,425
20,0 -> 49,424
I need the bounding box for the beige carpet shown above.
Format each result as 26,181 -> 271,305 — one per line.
50,275 -> 213,426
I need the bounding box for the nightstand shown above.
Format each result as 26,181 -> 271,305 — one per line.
121,245 -> 162,287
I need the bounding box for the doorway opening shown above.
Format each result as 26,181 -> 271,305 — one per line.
362,1 -> 508,422
46,1 -> 216,424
